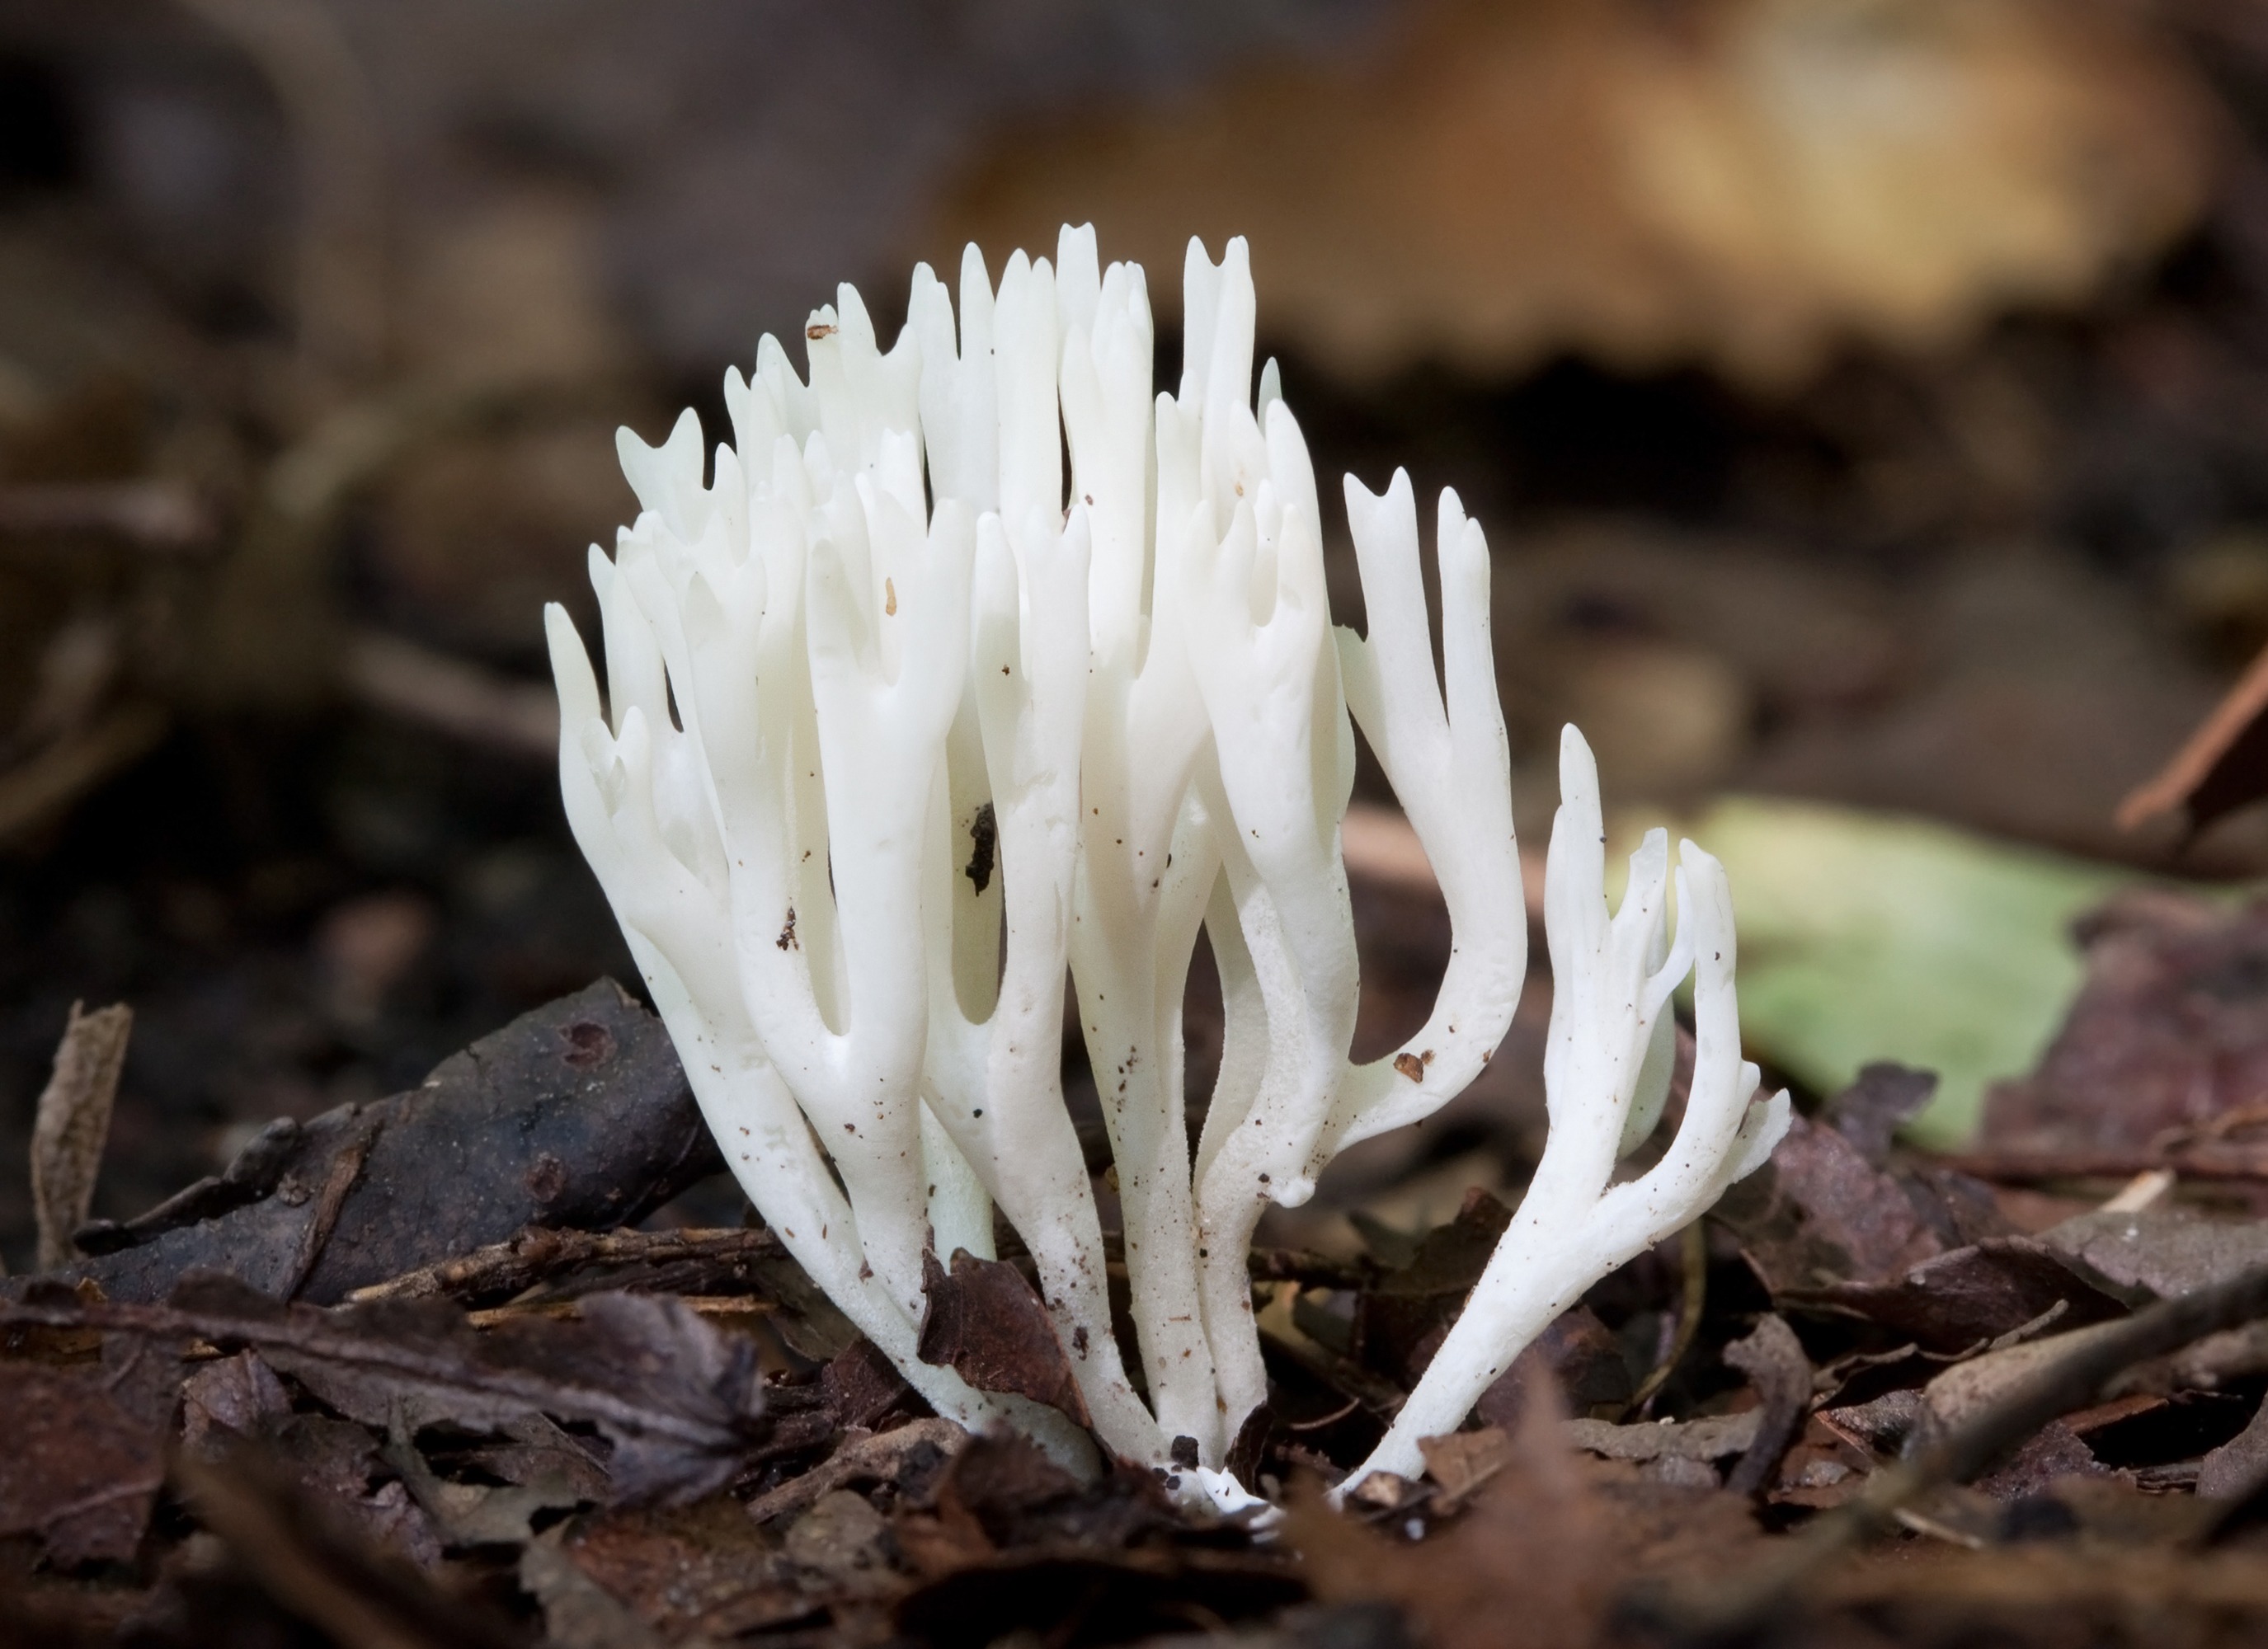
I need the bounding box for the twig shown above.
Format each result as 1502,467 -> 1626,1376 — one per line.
463,1294 -> 775,1329
280,1113 -> 382,1300
1245,1248 -> 1377,1290
1624,1219 -> 1707,1419
1661,1261 -> 2268,1638
346,1226 -> 785,1307
0,482 -> 216,552
743,1417 -> 969,1525
342,631 -> 559,759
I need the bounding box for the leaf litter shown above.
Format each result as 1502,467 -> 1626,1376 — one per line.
12,947 -> 2268,1647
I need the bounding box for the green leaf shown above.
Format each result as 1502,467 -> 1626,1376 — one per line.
1644,798 -> 2167,1148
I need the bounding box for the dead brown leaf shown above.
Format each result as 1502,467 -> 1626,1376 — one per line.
1724,1314 -> 1813,1496
558,1495 -> 788,1637
0,1339 -> 176,1566
40,980 -> 722,1307
1983,891 -> 2268,1155
1786,1237 -> 2127,1351
2,1277 -> 769,1506
1715,1063 -> 2010,1298
916,1248 -> 1090,1428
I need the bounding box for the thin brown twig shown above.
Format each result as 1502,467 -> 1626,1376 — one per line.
463,1294 -> 776,1330
280,1113 -> 381,1300
342,630 -> 560,759
346,1225 -> 784,1306
1624,1219 -> 1708,1420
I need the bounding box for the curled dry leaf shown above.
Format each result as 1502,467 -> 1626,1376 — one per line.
30,999 -> 131,1270
1722,1315 -> 1813,1496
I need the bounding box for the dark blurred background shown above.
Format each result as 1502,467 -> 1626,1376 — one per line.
7,0 -> 2268,1265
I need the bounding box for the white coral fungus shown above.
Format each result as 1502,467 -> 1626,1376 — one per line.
545,226 -> 1789,1496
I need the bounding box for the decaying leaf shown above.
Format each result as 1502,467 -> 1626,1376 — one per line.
916,1249 -> 1091,1427
2197,1396 -> 2268,1502
545,1495 -> 793,1643
2041,1205 -> 2268,1304
29,999 -> 131,1270
1715,1063 -> 2010,1296
937,0 -> 2209,387
0,1337 -> 177,1566
2,1276 -> 769,1506
1723,1315 -> 1813,1496
1568,1411 -> 1763,1467
521,1529 -> 673,1649
1787,1237 -> 2128,1351
1984,890 -> 2268,1155
746,1417 -> 968,1526
1353,1186 -> 1513,1384
1474,1304 -> 1635,1427
27,980 -> 722,1305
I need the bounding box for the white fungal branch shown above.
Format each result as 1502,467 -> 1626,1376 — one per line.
1337,728 -> 1791,1493
547,224 -> 1786,1498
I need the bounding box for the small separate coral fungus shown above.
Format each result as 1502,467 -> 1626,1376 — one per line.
546,226 -> 1787,1501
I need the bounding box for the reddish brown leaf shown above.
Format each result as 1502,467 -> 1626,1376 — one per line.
916,1249 -> 1090,1428
1715,1064 -> 2009,1297
2118,637 -> 2268,835
0,1357 -> 172,1566
1984,891 -> 2268,1154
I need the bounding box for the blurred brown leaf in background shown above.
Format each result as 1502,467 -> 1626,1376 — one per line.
941,0 -> 2214,385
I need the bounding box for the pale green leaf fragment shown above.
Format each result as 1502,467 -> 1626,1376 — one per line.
1621,797 -> 2231,1149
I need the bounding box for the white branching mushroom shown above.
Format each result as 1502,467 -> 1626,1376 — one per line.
546,225 -> 1788,1502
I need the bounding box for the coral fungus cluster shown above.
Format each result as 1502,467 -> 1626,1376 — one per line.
547,227 -> 1786,1501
